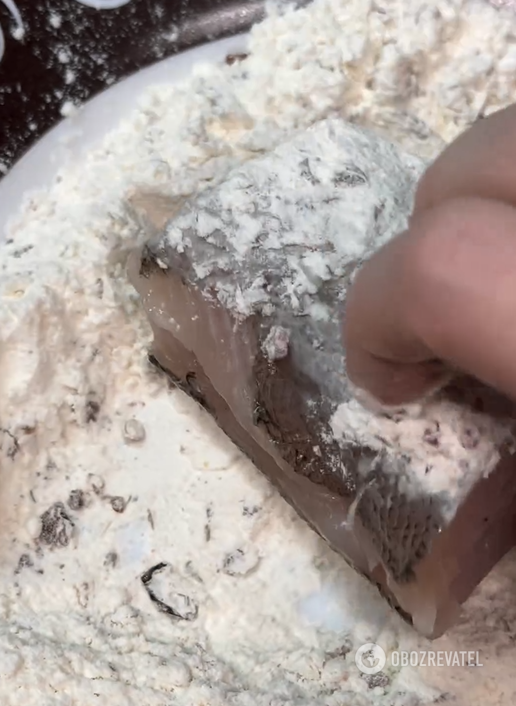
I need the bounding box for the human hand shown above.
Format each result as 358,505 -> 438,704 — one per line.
344,103 -> 516,407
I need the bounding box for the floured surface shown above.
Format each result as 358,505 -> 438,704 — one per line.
162,117 -> 425,320
0,389 -> 440,705
331,395 -> 514,512
1,0 -> 516,704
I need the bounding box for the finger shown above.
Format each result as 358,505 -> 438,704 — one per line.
414,103 -> 516,216
344,229 -> 450,406
344,196 -> 516,406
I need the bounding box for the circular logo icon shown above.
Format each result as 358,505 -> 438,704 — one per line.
355,643 -> 387,675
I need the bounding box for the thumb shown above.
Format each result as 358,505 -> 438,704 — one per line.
343,196 -> 516,407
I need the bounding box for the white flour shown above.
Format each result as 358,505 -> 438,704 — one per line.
2,0 -> 516,704
331,395 -> 513,514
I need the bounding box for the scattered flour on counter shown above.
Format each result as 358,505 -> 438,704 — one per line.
2,0 -> 516,704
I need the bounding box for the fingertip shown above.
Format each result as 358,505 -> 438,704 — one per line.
345,345 -> 450,408
343,229 -> 439,406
